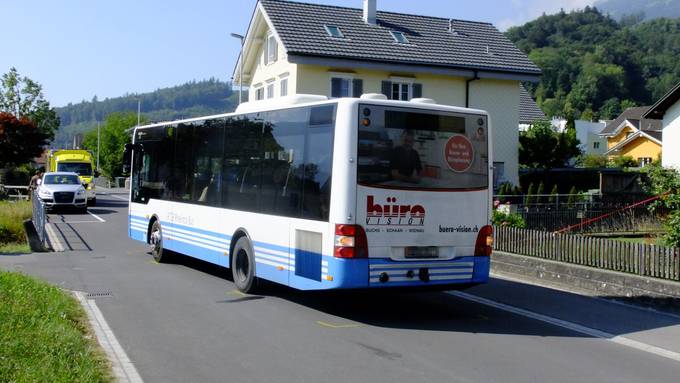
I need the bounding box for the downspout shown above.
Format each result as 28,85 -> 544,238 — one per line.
465,70 -> 479,108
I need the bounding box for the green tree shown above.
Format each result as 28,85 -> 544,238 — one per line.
536,181 -> 545,204
0,67 -> 59,141
83,112 -> 145,179
567,186 -> 578,207
0,113 -> 49,168
524,182 -> 535,205
610,155 -> 637,168
641,163 -> 680,247
519,120 -> 582,168
548,184 -> 559,204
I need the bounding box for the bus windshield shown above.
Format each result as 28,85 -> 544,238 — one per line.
57,162 -> 93,176
357,104 -> 488,190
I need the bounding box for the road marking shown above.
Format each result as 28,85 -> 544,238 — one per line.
57,220 -> 102,224
73,291 -> 143,383
109,194 -> 129,201
227,290 -> 248,297
44,223 -> 65,252
87,211 -> 106,222
448,290 -> 680,363
316,320 -> 361,329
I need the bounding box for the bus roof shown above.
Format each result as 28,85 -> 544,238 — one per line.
133,95 -> 489,131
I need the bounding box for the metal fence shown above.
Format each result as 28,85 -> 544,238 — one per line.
32,192 -> 47,248
494,226 -> 680,282
494,193 -> 666,233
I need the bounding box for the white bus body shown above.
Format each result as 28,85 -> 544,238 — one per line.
128,97 -> 493,291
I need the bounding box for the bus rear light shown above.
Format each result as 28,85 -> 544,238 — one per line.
475,225 -> 493,257
333,224 -> 368,259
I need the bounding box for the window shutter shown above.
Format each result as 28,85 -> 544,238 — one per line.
412,83 -> 423,99
381,81 -> 392,99
331,78 -> 343,98
352,79 -> 363,98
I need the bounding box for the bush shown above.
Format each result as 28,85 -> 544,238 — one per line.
524,182 -> 535,205
578,153 -> 608,168
492,210 -> 527,228
641,163 -> 680,247
610,155 -> 638,168
0,201 -> 32,244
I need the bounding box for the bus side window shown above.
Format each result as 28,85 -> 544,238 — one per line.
192,118 -> 225,206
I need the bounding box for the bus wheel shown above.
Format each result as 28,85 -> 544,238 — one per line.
232,237 -> 257,293
150,220 -> 168,263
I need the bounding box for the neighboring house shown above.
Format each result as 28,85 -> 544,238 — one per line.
232,0 -> 541,186
518,84 -> 546,131
551,118 -> 607,156
643,82 -> 680,169
599,106 -> 662,167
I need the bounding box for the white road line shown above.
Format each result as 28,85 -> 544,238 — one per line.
57,220 -> 102,224
109,194 -> 129,201
87,211 -> 106,222
44,223 -> 65,252
447,290 -> 680,363
73,291 -> 144,383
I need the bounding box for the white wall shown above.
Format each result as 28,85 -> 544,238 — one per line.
662,100 -> 680,169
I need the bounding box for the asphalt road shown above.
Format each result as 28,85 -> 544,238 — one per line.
2,190 -> 680,383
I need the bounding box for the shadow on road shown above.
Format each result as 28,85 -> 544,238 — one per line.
91,199 -> 128,208
161,251 -> 680,339
86,208 -> 117,215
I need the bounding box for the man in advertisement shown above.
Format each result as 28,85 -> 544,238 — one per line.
390,129 -> 422,184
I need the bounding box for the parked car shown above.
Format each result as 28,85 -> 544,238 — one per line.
37,172 -> 88,212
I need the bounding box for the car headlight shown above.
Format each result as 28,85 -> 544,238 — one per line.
77,189 -> 86,195
38,189 -> 52,197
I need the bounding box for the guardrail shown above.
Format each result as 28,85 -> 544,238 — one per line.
32,192 -> 47,248
494,226 -> 680,282
0,185 -> 30,200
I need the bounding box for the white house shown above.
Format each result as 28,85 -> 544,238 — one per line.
232,0 -> 541,186
643,82 -> 680,169
551,118 -> 607,156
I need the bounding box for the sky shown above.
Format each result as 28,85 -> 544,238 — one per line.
2,0 -> 594,107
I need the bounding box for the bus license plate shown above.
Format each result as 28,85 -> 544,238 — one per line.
404,246 -> 439,259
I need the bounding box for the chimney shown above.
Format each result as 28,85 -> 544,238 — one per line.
363,0 -> 376,24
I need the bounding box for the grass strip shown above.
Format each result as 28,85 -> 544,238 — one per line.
0,200 -> 32,244
0,271 -> 112,382
0,243 -> 31,255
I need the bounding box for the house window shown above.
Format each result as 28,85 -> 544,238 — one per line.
392,82 -> 411,101
638,157 -> 652,167
330,77 -> 362,98
593,142 -> 600,149
390,31 -> 409,44
266,83 -> 275,99
280,78 -> 288,97
265,33 -> 277,65
493,162 -> 505,190
324,25 -> 344,38
255,87 -> 264,101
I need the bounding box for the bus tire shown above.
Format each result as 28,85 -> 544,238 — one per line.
232,237 -> 257,293
150,220 -> 168,263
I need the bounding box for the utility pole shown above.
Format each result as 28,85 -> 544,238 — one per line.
96,121 -> 101,172
137,99 -> 141,126
230,33 -> 245,104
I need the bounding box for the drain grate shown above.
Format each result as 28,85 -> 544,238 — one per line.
86,291 -> 113,298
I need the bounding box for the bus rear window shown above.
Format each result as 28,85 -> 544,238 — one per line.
358,104 -> 488,190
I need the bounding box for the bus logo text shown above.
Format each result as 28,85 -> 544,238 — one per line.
365,196 -> 425,226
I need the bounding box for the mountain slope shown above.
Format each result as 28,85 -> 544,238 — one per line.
53,79 -> 237,148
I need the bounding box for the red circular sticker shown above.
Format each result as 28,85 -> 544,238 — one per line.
444,134 -> 474,172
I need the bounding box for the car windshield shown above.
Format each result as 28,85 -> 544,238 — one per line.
44,174 -> 80,185
57,162 -> 92,175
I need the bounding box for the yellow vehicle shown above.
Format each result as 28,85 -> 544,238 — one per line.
48,149 -> 97,205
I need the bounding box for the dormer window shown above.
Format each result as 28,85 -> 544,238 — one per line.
324,25 -> 344,38
390,31 -> 409,44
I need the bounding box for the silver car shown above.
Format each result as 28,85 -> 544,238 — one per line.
37,172 -> 88,212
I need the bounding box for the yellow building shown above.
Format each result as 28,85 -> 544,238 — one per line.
232,0 -> 541,186
600,106 -> 662,167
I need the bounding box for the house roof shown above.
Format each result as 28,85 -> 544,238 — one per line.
643,81 -> 680,120
258,0 -> 541,77
600,106 -> 661,136
604,130 -> 663,155
519,85 -> 546,124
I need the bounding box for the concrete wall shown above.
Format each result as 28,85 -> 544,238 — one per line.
663,100 -> 680,169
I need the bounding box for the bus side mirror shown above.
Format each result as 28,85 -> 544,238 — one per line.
122,144 -> 133,175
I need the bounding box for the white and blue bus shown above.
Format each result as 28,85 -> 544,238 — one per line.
126,94 -> 493,292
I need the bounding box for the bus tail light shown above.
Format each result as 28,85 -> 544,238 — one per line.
475,225 -> 493,257
334,224 -> 368,258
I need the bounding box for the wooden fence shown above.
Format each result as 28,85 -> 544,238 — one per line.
494,226 -> 680,282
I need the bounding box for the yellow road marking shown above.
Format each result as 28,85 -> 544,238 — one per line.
316,320 -> 360,329
146,260 -> 159,265
227,290 -> 247,297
